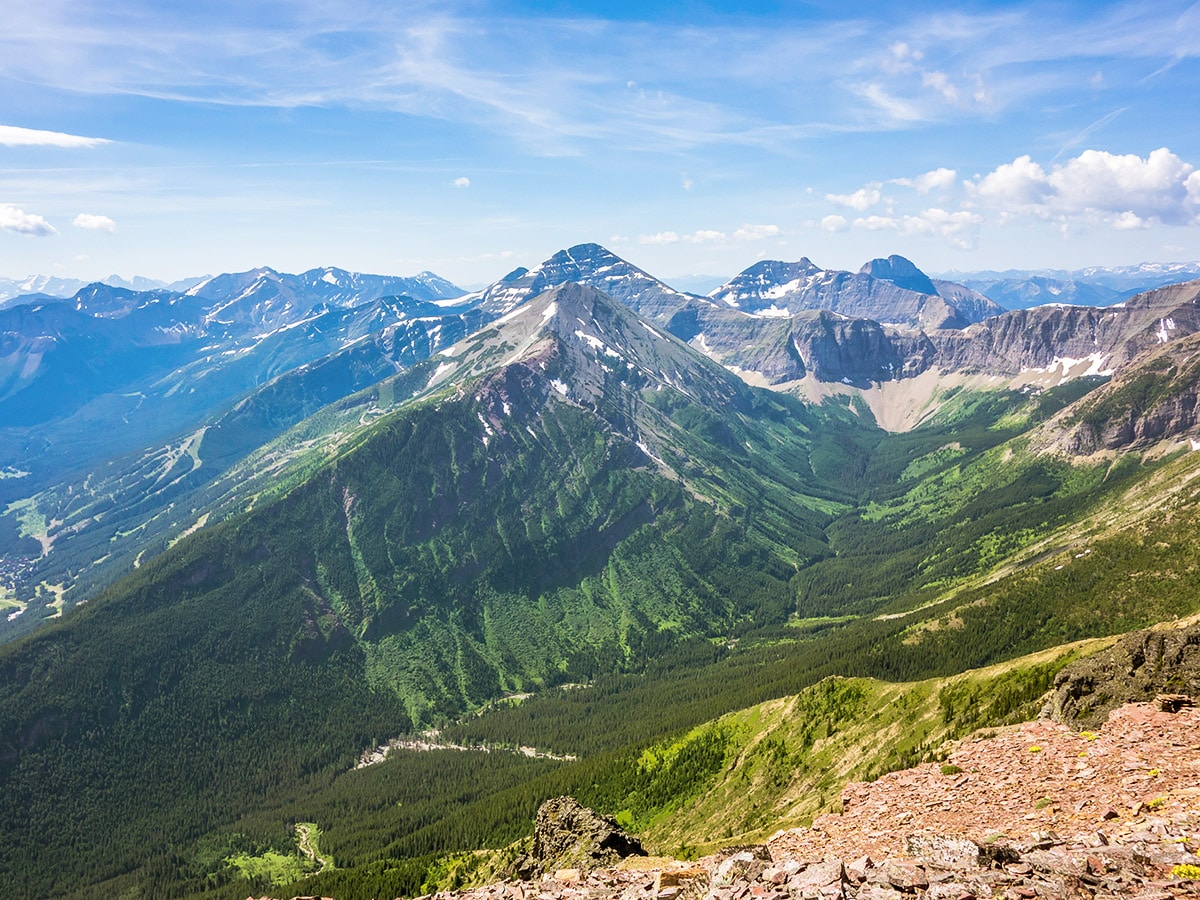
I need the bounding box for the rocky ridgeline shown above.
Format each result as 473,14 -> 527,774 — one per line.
247,702 -> 1199,900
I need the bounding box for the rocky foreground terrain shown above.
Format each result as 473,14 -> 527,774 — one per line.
253,700 -> 1200,900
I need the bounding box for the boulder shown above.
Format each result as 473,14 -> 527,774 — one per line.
905,836 -> 985,870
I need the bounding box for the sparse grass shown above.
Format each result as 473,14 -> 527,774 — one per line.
635,640 -> 1098,854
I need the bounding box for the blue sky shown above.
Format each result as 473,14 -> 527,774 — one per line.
2,0 -> 1200,287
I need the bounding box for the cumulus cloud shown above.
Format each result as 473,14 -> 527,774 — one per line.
894,167 -> 957,193
0,204 -> 57,236
969,155 -> 1053,207
452,176 -> 470,187
821,214 -> 849,232
639,231 -> 680,245
966,148 -> 1200,228
0,125 -> 110,148
732,223 -> 780,241
826,183 -> 882,211
72,213 -> 117,233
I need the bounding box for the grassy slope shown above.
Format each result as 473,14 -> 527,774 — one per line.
632,638 -> 1112,854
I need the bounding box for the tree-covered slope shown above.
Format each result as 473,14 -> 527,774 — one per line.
6,280 -> 1200,899
0,284 -> 861,896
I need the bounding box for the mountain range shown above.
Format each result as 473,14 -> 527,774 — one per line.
2,244 -> 1200,898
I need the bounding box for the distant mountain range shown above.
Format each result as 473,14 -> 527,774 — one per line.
932,261 -> 1200,310
0,272 -> 208,304
5,243 -> 1200,640
4,242 -> 1200,898
7,258 -> 1196,311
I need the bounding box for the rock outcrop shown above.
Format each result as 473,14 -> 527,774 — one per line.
512,796 -> 646,878
1044,623 -> 1200,727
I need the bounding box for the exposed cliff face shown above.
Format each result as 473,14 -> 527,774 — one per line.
669,305 -> 936,386
1030,331 -> 1200,455
928,281 -> 1200,376
677,280 -> 1200,402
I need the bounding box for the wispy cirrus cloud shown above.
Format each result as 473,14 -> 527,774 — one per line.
639,224 -> 780,245
0,124 -> 110,148
5,1 -> 1197,157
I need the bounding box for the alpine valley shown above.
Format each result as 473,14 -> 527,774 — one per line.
3,245 -> 1200,900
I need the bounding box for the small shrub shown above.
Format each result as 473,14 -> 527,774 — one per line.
1034,797 -> 1053,810
1027,745 -> 1042,753
941,763 -> 963,775
1172,864 -> 1200,880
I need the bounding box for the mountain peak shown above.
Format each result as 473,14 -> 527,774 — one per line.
858,255 -> 938,296
471,246 -> 697,322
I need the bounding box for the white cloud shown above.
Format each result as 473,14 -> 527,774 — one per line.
637,224 -> 779,246
453,176 -> 470,188
72,213 -> 117,233
921,70 -> 958,103
854,84 -> 925,123
890,42 -> 923,64
0,204 -> 57,236
826,183 -> 882,211
639,231 -> 680,245
894,167 -> 957,193
967,147 -> 1200,228
681,173 -> 694,191
821,214 -> 849,232
849,207 -> 982,249
1110,211 -> 1147,230
854,215 -> 898,232
899,208 -> 983,248
0,124 -> 110,148
732,223 -> 781,241
969,154 -> 1052,207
